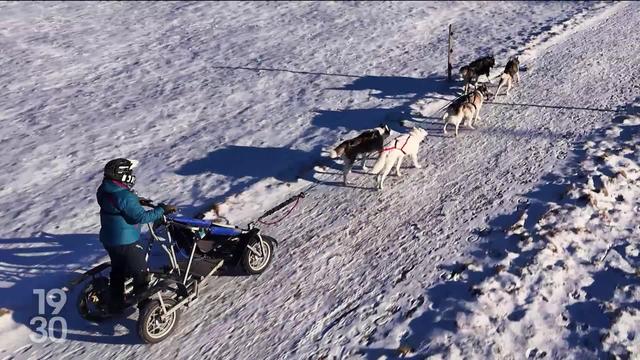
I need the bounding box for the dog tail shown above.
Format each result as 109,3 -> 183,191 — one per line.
370,151 -> 389,174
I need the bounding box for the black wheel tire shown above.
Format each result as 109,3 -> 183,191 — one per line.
137,298 -> 180,344
242,236 -> 274,275
77,276 -> 111,322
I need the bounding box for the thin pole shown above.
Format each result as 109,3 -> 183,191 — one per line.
447,24 -> 453,81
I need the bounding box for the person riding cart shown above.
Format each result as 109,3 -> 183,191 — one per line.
96,158 -> 176,313
75,159 -> 279,342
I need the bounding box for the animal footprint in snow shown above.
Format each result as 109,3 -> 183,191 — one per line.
526,348 -> 547,359
556,312 -> 570,327
474,227 -> 493,237
404,296 -> 425,318
373,314 -> 391,326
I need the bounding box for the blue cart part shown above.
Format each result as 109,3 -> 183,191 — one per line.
168,216 -> 212,229
208,225 -> 242,237
168,215 -> 242,237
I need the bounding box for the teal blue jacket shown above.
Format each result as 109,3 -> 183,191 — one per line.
96,179 -> 164,247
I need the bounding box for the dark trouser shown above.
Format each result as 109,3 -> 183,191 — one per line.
104,241 -> 149,307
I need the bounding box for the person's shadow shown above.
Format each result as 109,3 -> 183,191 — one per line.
175,144 -> 329,215
176,145 -> 319,181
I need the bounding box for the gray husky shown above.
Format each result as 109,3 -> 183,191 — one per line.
496,56 -> 520,96
443,84 -> 491,137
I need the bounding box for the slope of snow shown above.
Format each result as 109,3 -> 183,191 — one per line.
366,107 -> 640,359
1,1 -> 638,359
0,1 -> 608,232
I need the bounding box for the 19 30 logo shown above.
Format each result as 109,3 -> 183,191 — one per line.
30,289 -> 67,343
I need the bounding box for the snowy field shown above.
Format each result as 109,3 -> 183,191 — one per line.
0,1 -> 639,359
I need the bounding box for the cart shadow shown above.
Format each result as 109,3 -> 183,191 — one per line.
0,232 -> 145,345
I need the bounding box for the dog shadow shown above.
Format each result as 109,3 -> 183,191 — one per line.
332,74 -> 453,100
311,74 -> 456,133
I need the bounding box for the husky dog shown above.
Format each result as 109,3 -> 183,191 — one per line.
370,127 -> 428,190
443,84 -> 490,137
329,124 -> 391,185
495,56 -> 520,96
459,65 -> 478,95
460,55 -> 496,94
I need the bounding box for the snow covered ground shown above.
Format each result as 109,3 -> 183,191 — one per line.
0,1 -> 638,359
365,109 -> 640,359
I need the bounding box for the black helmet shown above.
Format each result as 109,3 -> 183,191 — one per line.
103,158 -> 138,188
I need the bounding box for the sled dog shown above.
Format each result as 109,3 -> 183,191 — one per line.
495,56 -> 520,96
460,55 -> 495,94
329,124 -> 391,185
370,127 -> 428,190
443,84 -> 490,137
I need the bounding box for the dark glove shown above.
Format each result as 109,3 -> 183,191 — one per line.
139,198 -> 153,207
158,203 -> 177,214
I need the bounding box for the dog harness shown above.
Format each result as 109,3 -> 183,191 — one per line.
381,136 -> 411,154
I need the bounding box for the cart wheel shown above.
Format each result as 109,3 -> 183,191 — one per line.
242,236 -> 274,274
77,276 -> 111,322
138,298 -> 180,344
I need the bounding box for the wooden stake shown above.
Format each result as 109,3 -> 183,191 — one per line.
447,24 -> 453,81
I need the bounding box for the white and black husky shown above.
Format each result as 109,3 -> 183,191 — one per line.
329,124 -> 391,185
